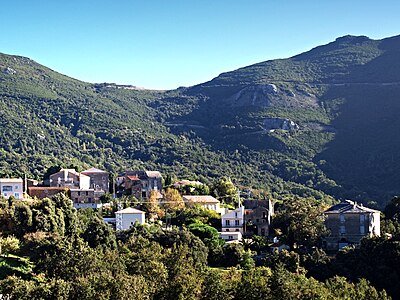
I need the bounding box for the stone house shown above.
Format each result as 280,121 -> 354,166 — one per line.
81,167 -> 109,192
70,188 -> 102,209
116,170 -> 162,200
243,199 -> 273,237
323,200 -> 380,251
49,169 -> 90,189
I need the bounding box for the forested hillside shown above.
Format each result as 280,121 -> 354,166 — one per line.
1,34 -> 400,206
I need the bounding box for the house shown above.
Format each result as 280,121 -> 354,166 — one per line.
81,167 -> 109,192
116,170 -> 162,200
243,199 -> 274,237
28,187 -> 68,200
70,188 -> 102,209
219,231 -> 243,242
173,180 -> 203,189
0,178 -> 23,200
49,169 -> 90,189
323,200 -> 381,251
182,195 -> 224,214
220,206 -> 245,239
115,207 -> 146,231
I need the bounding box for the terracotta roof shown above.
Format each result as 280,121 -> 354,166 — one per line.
126,176 -> 140,181
325,200 -> 380,214
183,195 -> 220,203
81,167 -> 108,174
29,187 -> 68,191
115,207 -> 145,214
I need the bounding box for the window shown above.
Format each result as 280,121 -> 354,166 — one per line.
78,191 -> 81,196
263,211 -> 267,218
235,220 -> 239,226
2,186 -> 12,192
360,214 -> 365,223
228,235 -> 233,240
339,225 -> 346,235
88,198 -> 92,203
225,220 -> 230,226
235,229 -> 239,232
86,191 -> 89,196
15,186 -> 19,190
340,214 -> 345,223
360,226 -> 365,234
235,212 -> 237,217
14,193 -> 19,199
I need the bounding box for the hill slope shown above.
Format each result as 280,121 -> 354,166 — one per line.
1,34 -> 400,205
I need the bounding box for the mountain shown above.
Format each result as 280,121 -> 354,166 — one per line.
1,34 -> 400,206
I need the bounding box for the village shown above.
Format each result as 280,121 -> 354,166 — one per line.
0,167 -> 381,252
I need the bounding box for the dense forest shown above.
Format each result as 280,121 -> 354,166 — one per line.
2,194 -> 400,299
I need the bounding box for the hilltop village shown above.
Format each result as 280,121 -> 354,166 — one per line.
0,167 -> 381,252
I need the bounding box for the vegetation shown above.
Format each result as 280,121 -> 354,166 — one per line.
2,35 -> 400,207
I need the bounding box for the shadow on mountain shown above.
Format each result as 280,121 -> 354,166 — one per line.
316,37 -> 400,201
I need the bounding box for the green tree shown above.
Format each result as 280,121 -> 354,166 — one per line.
213,177 -> 238,205
272,195 -> 327,250
0,235 -> 20,257
82,216 -> 117,249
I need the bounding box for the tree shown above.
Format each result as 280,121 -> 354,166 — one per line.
272,195 -> 327,250
162,188 -> 184,212
213,177 -> 238,205
82,216 -> 117,249
0,235 -> 20,256
142,190 -> 164,220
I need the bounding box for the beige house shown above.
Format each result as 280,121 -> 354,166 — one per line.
183,195 -> 223,213
324,200 -> 380,251
0,178 -> 23,200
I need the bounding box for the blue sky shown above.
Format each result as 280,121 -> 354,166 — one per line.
1,1 -> 399,89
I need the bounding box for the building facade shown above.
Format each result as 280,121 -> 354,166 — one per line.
115,207 -> 146,231
49,169 -> 90,189
0,178 -> 23,200
323,200 -> 380,251
183,195 -> 224,214
116,170 -> 162,200
243,199 -> 273,237
81,167 -> 109,192
220,206 -> 245,234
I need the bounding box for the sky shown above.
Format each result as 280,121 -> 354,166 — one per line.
1,1 -> 399,90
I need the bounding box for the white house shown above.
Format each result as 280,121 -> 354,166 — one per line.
115,207 -> 146,231
219,231 -> 243,242
0,178 -> 23,200
219,206 -> 245,241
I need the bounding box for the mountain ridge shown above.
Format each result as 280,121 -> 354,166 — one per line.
1,34 -> 400,206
